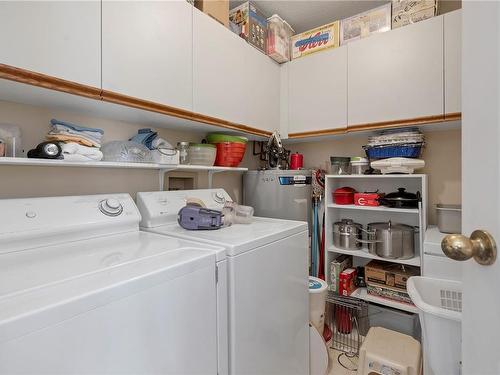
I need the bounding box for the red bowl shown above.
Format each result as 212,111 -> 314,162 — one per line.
214,142 -> 246,167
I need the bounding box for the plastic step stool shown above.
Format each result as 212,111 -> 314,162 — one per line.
358,327 -> 421,375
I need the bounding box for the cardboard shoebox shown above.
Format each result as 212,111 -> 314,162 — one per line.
366,281 -> 414,305
195,0 -> 229,27
340,3 -> 392,45
364,260 -> 419,291
291,21 -> 340,60
329,254 -> 352,294
229,1 -> 267,53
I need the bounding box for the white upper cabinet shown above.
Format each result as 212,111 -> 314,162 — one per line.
444,10 -> 462,114
102,0 -> 193,111
0,1 -> 100,87
348,16 -> 444,125
193,8 -> 280,132
288,46 -> 348,134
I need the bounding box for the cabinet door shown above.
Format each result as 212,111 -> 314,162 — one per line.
288,47 -> 348,134
348,16 -> 443,125
444,10 -> 462,114
102,0 -> 192,110
0,1 -> 100,87
193,8 -> 280,132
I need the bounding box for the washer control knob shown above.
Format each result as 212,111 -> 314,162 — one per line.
213,191 -> 226,204
99,198 -> 123,216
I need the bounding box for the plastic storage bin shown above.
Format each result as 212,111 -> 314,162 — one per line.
267,14 -> 293,63
188,144 -> 216,166
309,276 -> 328,333
436,204 -> 462,234
407,276 -> 462,375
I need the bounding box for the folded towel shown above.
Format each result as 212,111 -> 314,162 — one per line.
51,124 -> 103,142
63,154 -> 102,162
47,134 -> 100,148
50,119 -> 104,135
60,142 -> 103,161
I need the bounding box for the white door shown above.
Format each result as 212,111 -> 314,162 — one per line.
459,2 -> 500,373
102,0 -> 193,110
0,1 -> 100,87
288,46 -> 348,134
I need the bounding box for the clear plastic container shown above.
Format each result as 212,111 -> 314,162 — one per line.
222,202 -> 254,224
350,156 -> 369,175
267,14 -> 294,63
0,124 -> 23,157
330,156 -> 351,175
188,143 -> 216,166
101,141 -> 153,163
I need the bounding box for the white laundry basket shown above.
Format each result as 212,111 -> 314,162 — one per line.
407,276 -> 462,375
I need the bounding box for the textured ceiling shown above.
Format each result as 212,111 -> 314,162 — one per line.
230,0 -> 390,33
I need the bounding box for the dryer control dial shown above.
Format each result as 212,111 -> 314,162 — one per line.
99,198 -> 123,216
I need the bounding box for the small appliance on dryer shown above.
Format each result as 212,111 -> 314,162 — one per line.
0,194 -> 223,374
136,189 -> 309,375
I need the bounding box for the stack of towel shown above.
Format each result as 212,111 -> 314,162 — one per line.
46,119 -> 104,161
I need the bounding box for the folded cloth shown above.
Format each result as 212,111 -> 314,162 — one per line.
47,134 -> 100,148
60,142 -> 103,161
129,128 -> 158,150
50,119 -> 104,135
48,128 -> 101,145
62,153 -> 102,162
51,124 -> 103,142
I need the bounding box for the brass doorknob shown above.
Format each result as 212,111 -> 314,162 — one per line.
441,230 -> 497,265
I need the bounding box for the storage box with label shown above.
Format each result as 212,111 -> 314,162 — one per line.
291,21 -> 340,60
340,3 -> 392,45
267,14 -> 294,63
392,0 -> 438,29
229,1 -> 267,53
339,268 -> 357,296
329,254 -> 352,294
364,260 -> 419,290
195,0 -> 229,27
366,282 -> 414,305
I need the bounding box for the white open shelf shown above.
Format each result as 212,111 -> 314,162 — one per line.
350,287 -> 419,314
0,157 -> 248,172
327,245 -> 421,266
327,203 -> 419,214
325,173 -> 427,314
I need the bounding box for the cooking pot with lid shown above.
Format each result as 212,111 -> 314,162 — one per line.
379,188 -> 421,208
332,219 -> 363,250
361,221 -> 416,259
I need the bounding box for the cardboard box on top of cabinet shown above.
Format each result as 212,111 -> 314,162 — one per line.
229,1 -> 267,53
195,0 -> 229,27
392,0 -> 438,29
291,21 -> 340,60
340,3 -> 392,45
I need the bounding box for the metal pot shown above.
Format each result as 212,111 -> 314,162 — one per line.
333,219 -> 363,250
361,221 -> 416,259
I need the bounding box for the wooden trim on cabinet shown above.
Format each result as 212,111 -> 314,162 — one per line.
0,64 -> 272,138
0,63 -> 102,100
287,113 -> 462,139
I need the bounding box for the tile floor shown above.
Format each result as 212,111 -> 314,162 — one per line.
327,347 -> 358,375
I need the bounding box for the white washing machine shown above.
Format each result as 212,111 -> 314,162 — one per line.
136,189 -> 310,375
0,194 -> 223,374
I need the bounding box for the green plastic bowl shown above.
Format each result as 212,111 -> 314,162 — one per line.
206,134 -> 248,144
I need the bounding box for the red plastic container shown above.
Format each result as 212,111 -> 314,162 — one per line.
354,192 -> 381,206
333,187 -> 356,205
214,142 -> 246,167
290,152 -> 304,170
